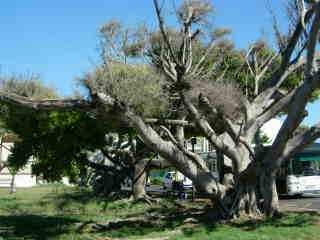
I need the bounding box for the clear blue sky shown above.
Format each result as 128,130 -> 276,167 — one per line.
0,0 -> 318,126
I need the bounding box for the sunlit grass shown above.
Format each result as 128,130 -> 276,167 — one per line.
0,185 -> 319,240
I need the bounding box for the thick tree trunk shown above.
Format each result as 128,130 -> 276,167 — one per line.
260,170 -> 280,217
226,150 -> 260,217
232,182 -> 259,217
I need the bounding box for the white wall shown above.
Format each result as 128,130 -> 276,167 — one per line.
0,142 -> 37,188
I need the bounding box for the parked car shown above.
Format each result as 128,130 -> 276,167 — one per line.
163,171 -> 193,190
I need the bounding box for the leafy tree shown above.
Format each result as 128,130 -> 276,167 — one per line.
1,0 -> 320,218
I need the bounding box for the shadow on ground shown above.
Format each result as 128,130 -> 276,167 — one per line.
0,214 -> 78,240
75,201 -> 222,238
231,212 -> 319,231
1,187 -> 319,240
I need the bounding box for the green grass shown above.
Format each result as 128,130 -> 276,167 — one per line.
172,213 -> 320,240
0,185 -> 319,240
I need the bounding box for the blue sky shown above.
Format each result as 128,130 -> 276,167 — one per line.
0,0 -> 318,126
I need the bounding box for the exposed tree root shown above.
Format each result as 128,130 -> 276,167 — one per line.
133,194 -> 158,205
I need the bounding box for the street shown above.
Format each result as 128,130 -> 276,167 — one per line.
279,194 -> 320,212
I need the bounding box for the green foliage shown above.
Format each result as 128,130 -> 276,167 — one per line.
259,133 -> 271,145
4,107 -> 108,181
82,63 -> 169,117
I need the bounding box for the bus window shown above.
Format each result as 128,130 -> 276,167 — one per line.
292,160 -> 320,176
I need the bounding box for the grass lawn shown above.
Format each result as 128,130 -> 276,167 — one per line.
0,185 -> 319,240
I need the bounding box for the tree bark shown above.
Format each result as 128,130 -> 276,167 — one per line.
133,159 -> 148,201
260,170 -> 280,217
124,109 -> 227,198
228,149 -> 260,217
10,174 -> 16,194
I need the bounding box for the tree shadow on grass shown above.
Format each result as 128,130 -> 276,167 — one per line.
0,214 -> 78,240
177,212 -> 320,238
80,202 -> 218,239
50,187 -> 131,213
230,212 -> 320,231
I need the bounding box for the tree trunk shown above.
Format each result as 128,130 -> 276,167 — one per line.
225,150 -> 260,217
232,182 -> 259,217
133,159 -> 148,201
260,170 -> 280,217
125,110 -> 227,199
10,174 -> 16,194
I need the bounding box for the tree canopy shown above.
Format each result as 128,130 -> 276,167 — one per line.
0,0 -> 320,218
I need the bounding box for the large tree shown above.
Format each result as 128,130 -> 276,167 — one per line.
1,0 -> 320,218
0,75 -> 168,201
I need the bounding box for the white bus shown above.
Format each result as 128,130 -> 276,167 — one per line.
276,143 -> 320,196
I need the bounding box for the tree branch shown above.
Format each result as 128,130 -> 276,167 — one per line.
0,91 -> 94,112
160,125 -> 208,170
263,6 -> 320,171
153,0 -> 178,65
199,94 -> 240,143
181,93 -> 240,171
145,118 -> 193,126
251,56 -> 310,119
280,121 -> 320,165
253,8 -> 314,106
255,88 -> 297,129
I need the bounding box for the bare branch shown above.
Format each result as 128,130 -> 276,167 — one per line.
253,8 -> 314,105
305,4 -> 320,76
256,89 -> 296,128
252,54 -> 310,116
245,43 -> 278,96
181,93 -> 240,171
153,0 -> 178,65
190,40 -> 216,77
263,6 -> 320,171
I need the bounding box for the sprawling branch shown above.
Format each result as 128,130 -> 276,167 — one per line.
255,88 -> 296,129
281,121 -> 320,163
249,51 -> 314,126
93,91 -> 226,196
182,93 -> 241,172
123,106 -> 226,196
263,5 -> 320,171
0,91 -> 94,112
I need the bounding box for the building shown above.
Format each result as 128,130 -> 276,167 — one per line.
0,135 -> 37,188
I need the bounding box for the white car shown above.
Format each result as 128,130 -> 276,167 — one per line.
163,171 -> 193,190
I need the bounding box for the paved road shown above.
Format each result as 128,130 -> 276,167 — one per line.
279,194 -> 320,212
